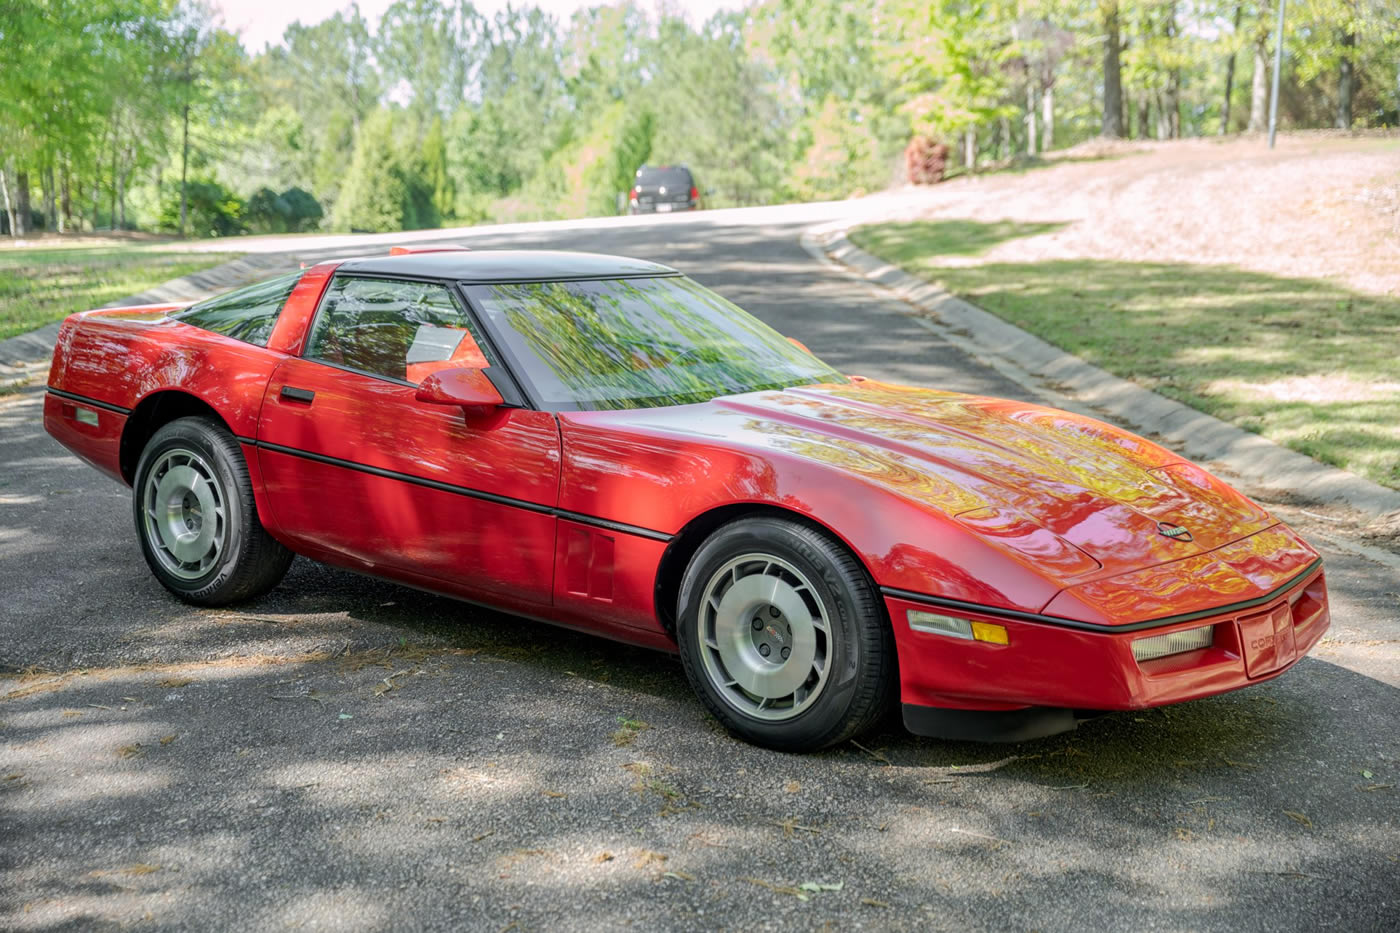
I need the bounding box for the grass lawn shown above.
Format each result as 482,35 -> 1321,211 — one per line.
849,220 -> 1400,491
0,246 -> 239,340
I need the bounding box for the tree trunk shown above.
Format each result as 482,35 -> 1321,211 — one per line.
1137,95 -> 1150,140
180,101 -> 190,237
1166,73 -> 1181,138
1026,82 -> 1038,156
1221,4 -> 1243,134
60,161 -> 71,233
0,166 -> 13,236
965,127 -> 977,172
1101,2 -> 1124,138
1248,31 -> 1270,132
15,172 -> 31,235
1041,82 -> 1055,152
110,141 -> 118,230
1164,7 -> 1181,138
118,160 -> 128,230
1337,30 -> 1356,129
42,165 -> 57,232
1000,116 -> 1011,161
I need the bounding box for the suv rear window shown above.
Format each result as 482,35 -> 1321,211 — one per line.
636,167 -> 693,190
173,272 -> 300,347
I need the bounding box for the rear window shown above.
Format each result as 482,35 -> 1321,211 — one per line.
636,167 -> 694,190
173,272 -> 300,347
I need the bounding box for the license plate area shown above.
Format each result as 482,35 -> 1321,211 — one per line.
656,203 -> 673,212
1238,605 -> 1296,678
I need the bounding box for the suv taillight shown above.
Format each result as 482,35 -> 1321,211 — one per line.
629,187 -> 639,201
690,186 -> 699,201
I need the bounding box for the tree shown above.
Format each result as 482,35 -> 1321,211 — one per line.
332,108 -> 438,232
885,0 -> 1018,169
255,6 -> 381,211
1101,1 -> 1125,137
1220,4 -> 1245,133
1248,4 -> 1272,132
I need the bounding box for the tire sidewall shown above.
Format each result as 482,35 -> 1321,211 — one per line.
132,419 -> 250,601
677,519 -> 869,750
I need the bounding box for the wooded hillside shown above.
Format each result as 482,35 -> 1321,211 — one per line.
2,0 -> 1396,237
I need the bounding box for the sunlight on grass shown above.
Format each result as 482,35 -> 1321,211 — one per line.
850,220 -> 1400,490
851,219 -> 1066,259
0,247 -> 238,339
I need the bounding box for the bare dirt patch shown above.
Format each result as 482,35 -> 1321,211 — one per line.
899,133 -> 1400,296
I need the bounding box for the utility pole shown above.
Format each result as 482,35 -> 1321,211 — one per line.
1267,0 -> 1286,148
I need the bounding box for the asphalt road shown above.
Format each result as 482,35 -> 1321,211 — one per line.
2,214 -> 1398,932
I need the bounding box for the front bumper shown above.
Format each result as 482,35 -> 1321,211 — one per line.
888,564 -> 1329,740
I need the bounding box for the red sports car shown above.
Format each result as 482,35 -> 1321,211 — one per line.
44,248 -> 1330,750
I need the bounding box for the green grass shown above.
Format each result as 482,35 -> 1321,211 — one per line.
0,246 -> 239,340
850,220 -> 1400,491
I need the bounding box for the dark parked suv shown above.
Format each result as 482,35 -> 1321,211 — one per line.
628,165 -> 699,214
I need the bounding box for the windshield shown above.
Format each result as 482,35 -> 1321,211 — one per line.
463,276 -> 843,411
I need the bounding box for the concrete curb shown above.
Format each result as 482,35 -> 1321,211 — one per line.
806,225 -> 1400,522
0,253 -> 302,368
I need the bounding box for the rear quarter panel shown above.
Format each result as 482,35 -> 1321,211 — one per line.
47,308 -> 290,483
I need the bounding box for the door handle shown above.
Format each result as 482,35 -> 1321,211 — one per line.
280,386 -> 315,404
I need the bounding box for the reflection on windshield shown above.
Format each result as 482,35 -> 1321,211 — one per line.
464,276 -> 844,411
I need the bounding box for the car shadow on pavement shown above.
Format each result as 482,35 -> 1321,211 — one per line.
5,567 -> 1398,930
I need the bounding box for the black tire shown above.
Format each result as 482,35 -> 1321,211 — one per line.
676,516 -> 895,752
132,416 -> 293,606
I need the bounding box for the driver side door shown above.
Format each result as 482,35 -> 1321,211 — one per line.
255,274 -> 560,609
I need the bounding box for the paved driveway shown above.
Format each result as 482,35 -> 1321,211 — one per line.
2,215 -> 1397,931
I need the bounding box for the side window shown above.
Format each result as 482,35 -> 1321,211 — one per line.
303,276 -> 492,384
173,272 -> 300,347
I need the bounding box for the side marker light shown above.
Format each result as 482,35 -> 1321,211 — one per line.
908,611 -> 1008,645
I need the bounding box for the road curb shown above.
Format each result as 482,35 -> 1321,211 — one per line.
805,224 -> 1400,522
0,252 -> 301,369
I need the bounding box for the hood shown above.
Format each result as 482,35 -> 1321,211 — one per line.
714,381 -> 1275,581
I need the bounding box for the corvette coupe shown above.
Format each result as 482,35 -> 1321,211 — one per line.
44,247 -> 1330,750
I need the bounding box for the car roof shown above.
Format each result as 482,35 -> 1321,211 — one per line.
334,249 -> 678,282
637,165 -> 693,178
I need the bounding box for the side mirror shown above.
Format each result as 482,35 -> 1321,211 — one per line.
415,367 -> 504,413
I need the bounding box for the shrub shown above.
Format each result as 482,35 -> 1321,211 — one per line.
904,136 -> 951,185
243,186 -> 324,234
158,179 -> 245,237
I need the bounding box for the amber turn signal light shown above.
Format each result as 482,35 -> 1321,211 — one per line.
908,611 -> 1008,646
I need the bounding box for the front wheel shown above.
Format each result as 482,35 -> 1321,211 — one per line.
676,516 -> 895,752
132,416 -> 293,606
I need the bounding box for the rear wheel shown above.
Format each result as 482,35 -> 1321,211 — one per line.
132,416 -> 292,606
676,516 -> 894,752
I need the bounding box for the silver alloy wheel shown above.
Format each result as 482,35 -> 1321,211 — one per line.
141,447 -> 227,581
697,553 -> 832,721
